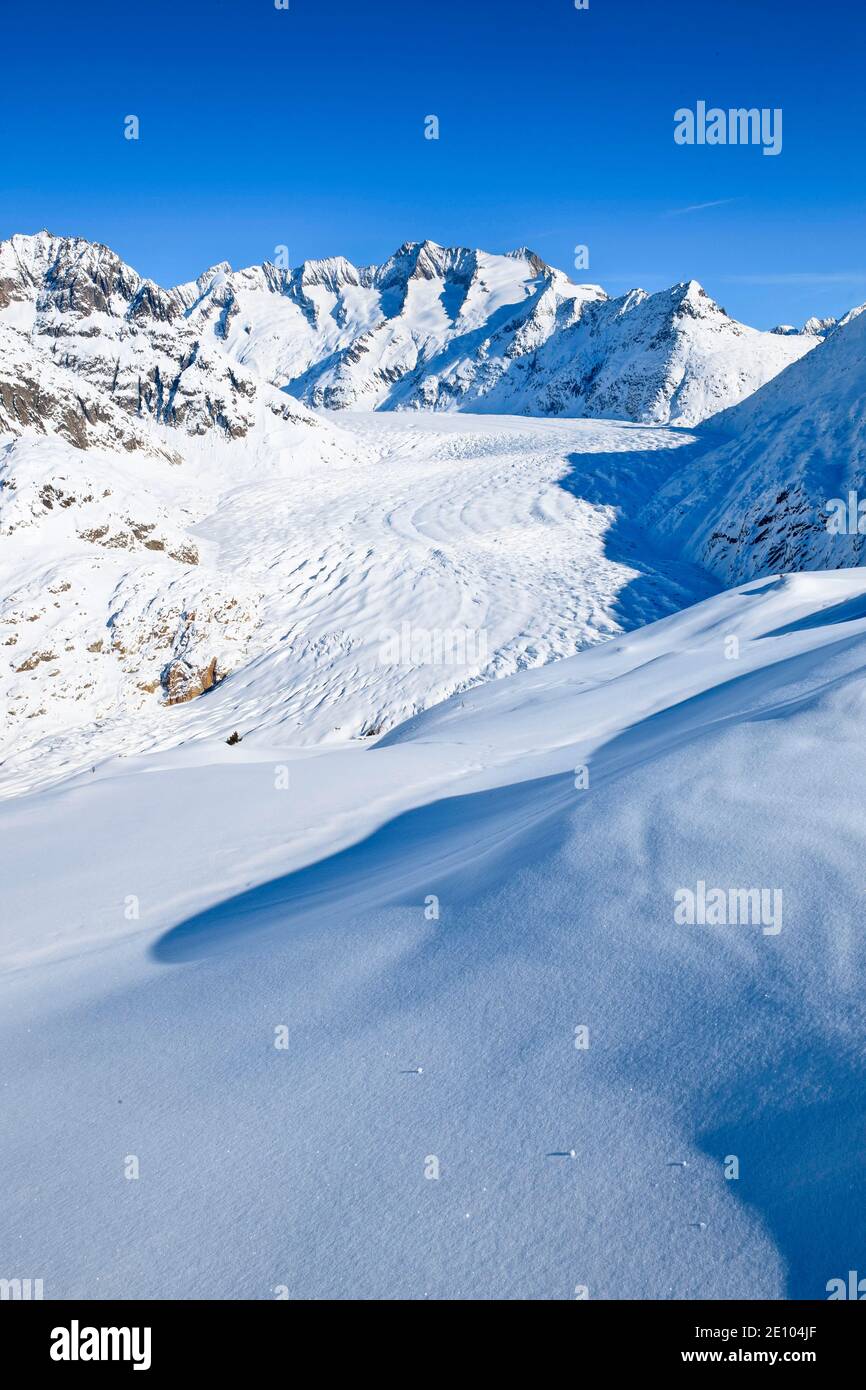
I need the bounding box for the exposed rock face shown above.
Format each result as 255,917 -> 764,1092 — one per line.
0,233 -> 260,446
639,303 -> 866,585
0,323 -> 178,459
161,655 -> 226,705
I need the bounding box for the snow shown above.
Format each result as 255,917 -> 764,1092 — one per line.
163,237 -> 815,424
2,569 -> 866,1297
0,413 -> 712,798
2,228 -> 864,1301
641,298 -> 866,584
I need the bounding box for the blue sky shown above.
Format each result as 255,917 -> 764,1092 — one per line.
2,0 -> 864,327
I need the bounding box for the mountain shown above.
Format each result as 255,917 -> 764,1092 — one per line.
1,229 -> 860,796
179,238 -> 816,425
640,302 -> 866,585
772,314 -> 837,337
0,231 -> 317,448
0,232 -> 816,440
291,274 -> 815,425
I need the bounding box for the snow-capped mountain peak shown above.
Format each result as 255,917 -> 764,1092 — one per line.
1,231 -> 818,433
0,230 -> 324,450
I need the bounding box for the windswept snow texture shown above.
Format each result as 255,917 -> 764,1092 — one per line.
2,227 -> 866,1302
2,571 -> 866,1298
0,413 -> 712,798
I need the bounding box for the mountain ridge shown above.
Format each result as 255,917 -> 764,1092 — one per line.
2,229 -> 864,797
0,230 -> 820,435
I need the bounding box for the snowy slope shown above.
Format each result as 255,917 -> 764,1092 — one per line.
2,570 -> 866,1298
641,302 -> 866,585
0,413 -> 712,798
367,277 -> 816,425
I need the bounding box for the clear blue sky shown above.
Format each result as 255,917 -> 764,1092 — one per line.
2,0 -> 864,327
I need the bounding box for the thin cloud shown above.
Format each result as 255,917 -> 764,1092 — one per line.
602,273 -> 673,284
665,198 -> 739,217
721,272 -> 866,286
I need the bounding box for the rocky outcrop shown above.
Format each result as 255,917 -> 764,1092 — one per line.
0,324 -> 179,459
639,303 -> 866,585
0,233 -> 261,444
161,655 -> 226,705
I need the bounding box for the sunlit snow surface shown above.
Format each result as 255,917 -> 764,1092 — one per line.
0,413 -> 711,796
2,547 -> 865,1297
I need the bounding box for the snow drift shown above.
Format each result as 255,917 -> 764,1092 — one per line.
2,570 -> 866,1298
